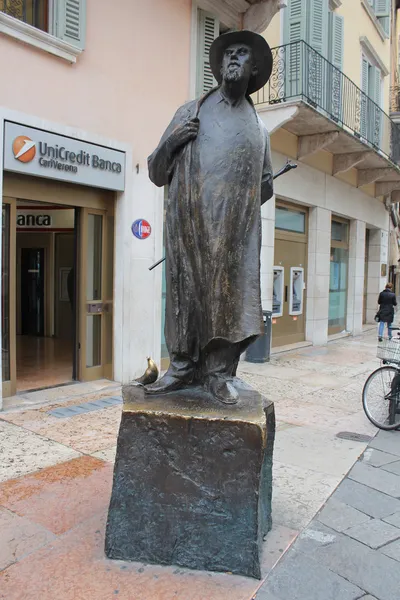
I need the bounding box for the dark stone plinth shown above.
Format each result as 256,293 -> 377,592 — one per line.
105,380 -> 275,579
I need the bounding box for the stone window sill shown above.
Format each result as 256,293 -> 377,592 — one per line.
360,0 -> 388,42
0,11 -> 81,63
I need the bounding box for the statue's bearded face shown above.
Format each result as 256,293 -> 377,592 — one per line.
221,43 -> 257,86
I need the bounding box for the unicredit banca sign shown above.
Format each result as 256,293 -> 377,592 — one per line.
4,122 -> 125,192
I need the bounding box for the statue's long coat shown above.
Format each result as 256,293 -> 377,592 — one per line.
148,88 -> 273,364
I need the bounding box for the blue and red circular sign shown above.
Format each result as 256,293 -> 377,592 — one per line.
132,219 -> 151,240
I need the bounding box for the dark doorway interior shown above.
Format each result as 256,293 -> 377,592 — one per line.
20,247 -> 45,336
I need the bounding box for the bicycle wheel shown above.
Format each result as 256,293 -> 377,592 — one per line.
363,366 -> 400,430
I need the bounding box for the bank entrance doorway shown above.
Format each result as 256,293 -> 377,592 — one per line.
2,184 -> 114,397
272,201 -> 308,347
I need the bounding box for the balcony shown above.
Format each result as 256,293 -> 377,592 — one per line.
255,41 -> 400,200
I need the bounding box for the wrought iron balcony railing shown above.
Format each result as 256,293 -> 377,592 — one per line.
254,40 -> 400,166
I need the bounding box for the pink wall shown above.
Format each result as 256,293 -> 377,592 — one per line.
0,0 -> 191,164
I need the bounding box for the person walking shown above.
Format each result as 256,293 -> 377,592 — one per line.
377,282 -> 397,342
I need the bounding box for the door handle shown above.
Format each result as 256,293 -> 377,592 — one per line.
87,303 -> 103,314
285,285 -> 288,302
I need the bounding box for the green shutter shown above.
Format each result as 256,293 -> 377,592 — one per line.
196,10 -> 219,96
360,57 -> 369,137
307,0 -> 329,57
373,65 -> 382,106
372,66 -> 382,145
361,57 -> 369,93
375,0 -> 390,16
306,0 -> 329,108
329,13 -> 344,70
53,0 -> 86,49
378,16 -> 390,34
328,13 -> 344,121
284,0 -> 306,44
284,0 -> 306,98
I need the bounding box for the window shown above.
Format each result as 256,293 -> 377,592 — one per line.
0,0 -> 48,32
275,206 -> 306,233
0,0 -> 86,58
366,0 -> 390,36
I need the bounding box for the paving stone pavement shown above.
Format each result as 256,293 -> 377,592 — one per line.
255,429 -> 400,600
0,328 -> 395,599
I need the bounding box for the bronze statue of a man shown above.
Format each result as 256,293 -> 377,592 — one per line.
146,30 -> 274,405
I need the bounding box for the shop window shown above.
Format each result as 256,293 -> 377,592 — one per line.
275,206 -> 305,234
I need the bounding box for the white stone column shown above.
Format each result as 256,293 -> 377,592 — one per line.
306,206 -> 331,345
366,229 -> 389,323
346,220 -> 366,336
260,197 -> 276,312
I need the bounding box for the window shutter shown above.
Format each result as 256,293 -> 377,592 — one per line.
284,0 -> 306,44
372,65 -> 382,145
373,66 -> 382,106
378,16 -> 390,35
375,0 -> 390,16
328,12 -> 344,120
328,13 -> 344,70
197,10 -> 219,96
361,57 -> 369,94
307,0 -> 329,57
284,0 -> 307,98
360,57 -> 369,137
53,0 -> 86,49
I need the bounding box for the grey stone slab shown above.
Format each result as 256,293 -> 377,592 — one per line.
382,511 -> 400,528
348,462 -> 400,498
333,478 -> 400,518
369,431 -> 400,458
317,498 -> 371,533
362,447 -> 400,468
255,548 -> 363,600
379,538 -> 400,562
345,518 -> 400,549
360,597 -> 378,600
381,460 -> 400,476
48,395 -> 122,418
294,521 -> 400,600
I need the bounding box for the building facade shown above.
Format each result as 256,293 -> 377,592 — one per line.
259,0 -> 400,348
0,0 -> 281,407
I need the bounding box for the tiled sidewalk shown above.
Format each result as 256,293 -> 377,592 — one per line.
256,430 -> 400,600
0,329 -> 387,599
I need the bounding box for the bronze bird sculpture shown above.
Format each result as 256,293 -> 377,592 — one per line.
134,357 -> 159,385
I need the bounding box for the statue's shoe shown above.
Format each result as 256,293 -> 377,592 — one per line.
207,376 -> 239,405
144,373 -> 187,395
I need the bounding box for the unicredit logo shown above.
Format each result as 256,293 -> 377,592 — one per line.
13,135 -> 36,163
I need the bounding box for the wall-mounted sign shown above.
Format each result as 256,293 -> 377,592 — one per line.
4,122 -> 125,192
132,219 -> 151,240
16,206 -> 75,231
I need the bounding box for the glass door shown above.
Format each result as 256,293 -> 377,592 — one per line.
2,197 -> 16,397
328,218 -> 349,335
78,208 -> 114,381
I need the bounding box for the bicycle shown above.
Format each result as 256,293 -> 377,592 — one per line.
362,329 -> 400,430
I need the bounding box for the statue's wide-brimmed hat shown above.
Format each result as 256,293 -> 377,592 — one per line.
209,30 -> 273,95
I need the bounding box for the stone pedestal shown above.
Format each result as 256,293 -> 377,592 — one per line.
105,381 -> 275,579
